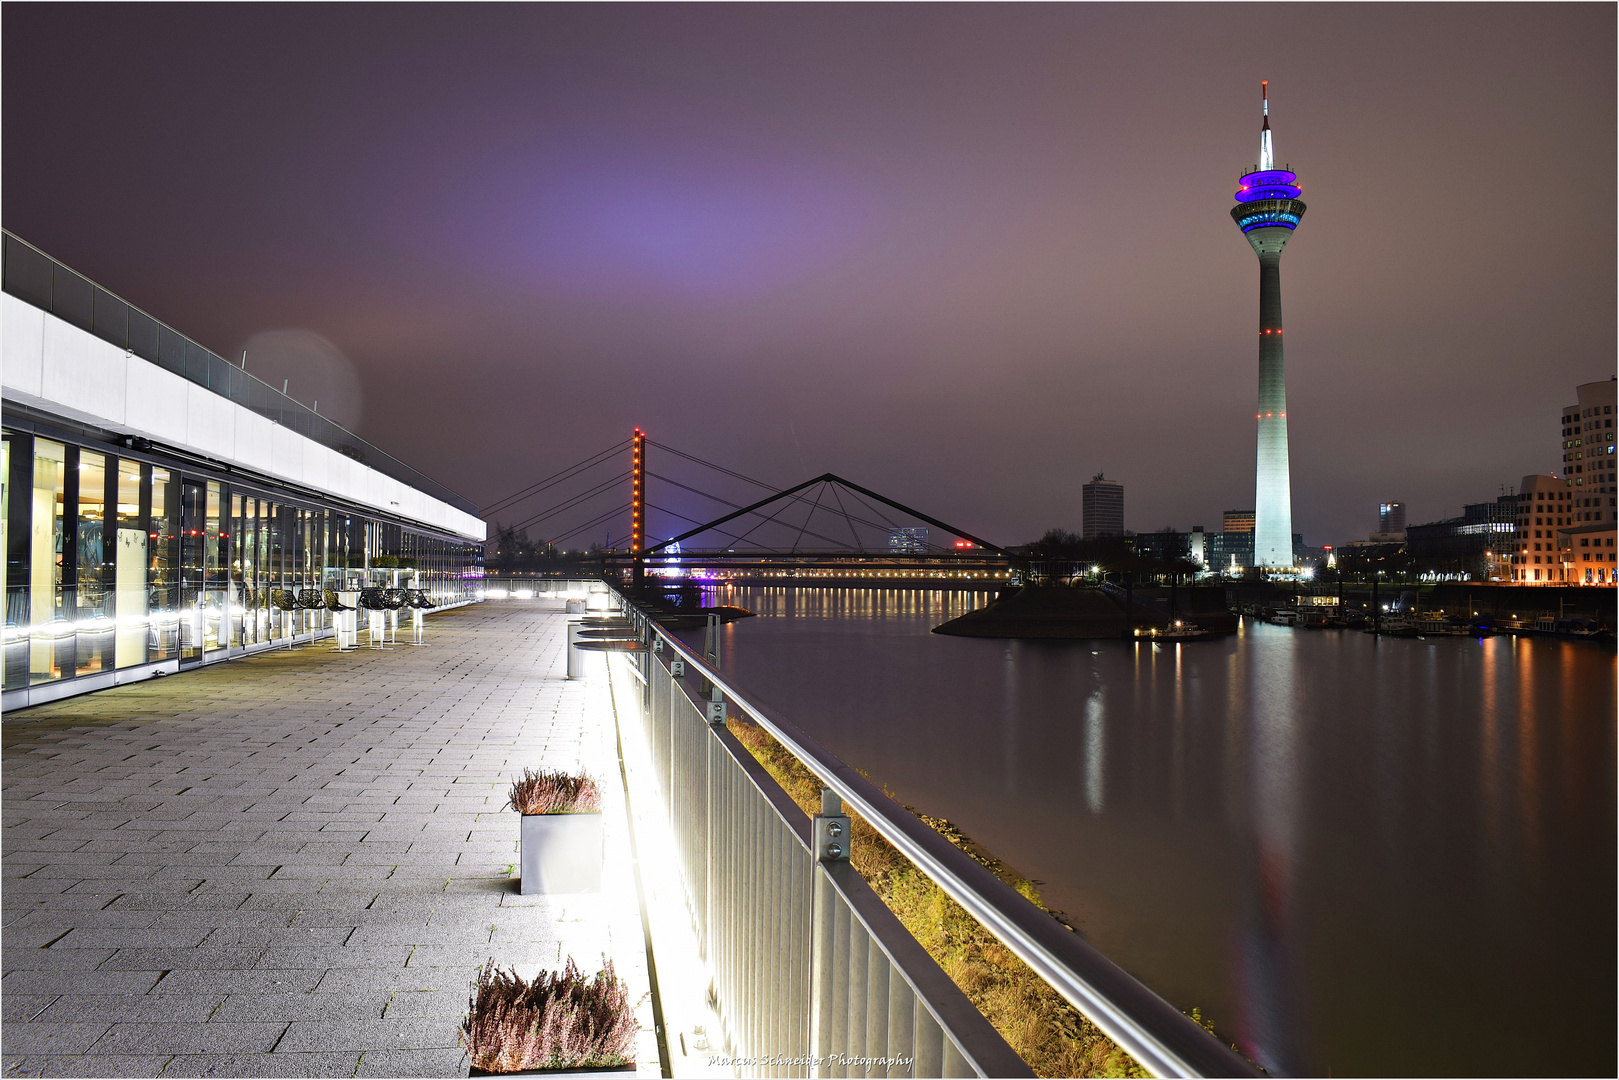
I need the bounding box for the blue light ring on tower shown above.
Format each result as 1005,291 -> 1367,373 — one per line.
1235,169 -> 1301,202
1238,212 -> 1301,233
1241,169 -> 1297,186
1231,199 -> 1307,233
1236,185 -> 1303,202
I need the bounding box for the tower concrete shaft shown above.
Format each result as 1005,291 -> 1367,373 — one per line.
1231,82 -> 1306,569
1253,250 -> 1293,567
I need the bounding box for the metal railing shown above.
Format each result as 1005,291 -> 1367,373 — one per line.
1,229 -> 479,518
604,585 -> 1258,1078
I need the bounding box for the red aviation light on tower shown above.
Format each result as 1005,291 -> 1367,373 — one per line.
631,428 -> 645,555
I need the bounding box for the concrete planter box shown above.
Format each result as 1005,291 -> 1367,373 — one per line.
520,812 -> 603,894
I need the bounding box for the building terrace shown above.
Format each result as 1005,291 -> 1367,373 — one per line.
1,600 -> 661,1078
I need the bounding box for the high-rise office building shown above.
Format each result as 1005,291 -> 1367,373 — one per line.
1082,474 -> 1124,538
888,527 -> 928,554
1231,82 -> 1307,568
1222,509 -> 1255,534
1211,510 -> 1255,571
1559,377 -> 1616,523
1369,501 -> 1407,542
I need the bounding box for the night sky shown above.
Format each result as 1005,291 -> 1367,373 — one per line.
5,5 -> 1613,548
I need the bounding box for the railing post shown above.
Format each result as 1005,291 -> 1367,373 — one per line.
641,612 -> 653,712
811,789 -> 851,1077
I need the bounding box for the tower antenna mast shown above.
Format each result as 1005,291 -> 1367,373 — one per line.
1259,81 -> 1273,170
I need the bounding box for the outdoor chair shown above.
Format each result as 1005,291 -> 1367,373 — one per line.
378,589 -> 408,646
269,589 -> 304,649
295,587 -> 325,638
358,588 -> 392,649
399,589 -> 433,645
323,588 -> 358,652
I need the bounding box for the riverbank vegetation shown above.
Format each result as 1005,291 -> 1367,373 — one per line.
727,718 -> 1146,1078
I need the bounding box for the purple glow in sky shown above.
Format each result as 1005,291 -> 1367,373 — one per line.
4,5 -> 1613,546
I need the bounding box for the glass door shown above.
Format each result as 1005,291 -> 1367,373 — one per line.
203,482 -> 224,656
179,480 -> 205,666
114,458 -> 147,669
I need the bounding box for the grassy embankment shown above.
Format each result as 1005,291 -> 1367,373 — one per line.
727,718 -> 1150,1078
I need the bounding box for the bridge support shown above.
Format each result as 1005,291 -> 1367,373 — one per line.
631,427 -> 646,592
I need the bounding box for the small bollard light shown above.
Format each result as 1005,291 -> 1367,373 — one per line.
565,621 -> 586,679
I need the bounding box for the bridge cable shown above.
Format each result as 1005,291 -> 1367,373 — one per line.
790,482 -> 830,555
652,454 -> 899,538
840,486 -> 903,533
505,471 -> 632,533
826,483 -> 866,552
646,439 -> 778,491
645,471 -> 855,551
643,502 -> 758,550
481,440 -> 631,517
647,439 -> 905,539
505,471 -> 632,534
546,502 -> 633,549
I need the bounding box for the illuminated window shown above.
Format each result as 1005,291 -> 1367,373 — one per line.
31,438 -> 67,686
77,450 -> 109,676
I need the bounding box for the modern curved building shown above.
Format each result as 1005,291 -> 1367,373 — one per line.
1231,83 -> 1307,569
2,231 -> 487,708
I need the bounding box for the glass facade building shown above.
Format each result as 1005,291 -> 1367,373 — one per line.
2,231 -> 484,707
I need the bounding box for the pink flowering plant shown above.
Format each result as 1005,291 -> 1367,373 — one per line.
505,769 -> 601,815
461,956 -> 637,1073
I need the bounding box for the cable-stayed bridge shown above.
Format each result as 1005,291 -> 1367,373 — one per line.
481,430 -> 1015,585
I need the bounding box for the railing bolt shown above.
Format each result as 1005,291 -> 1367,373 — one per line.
671,658 -> 685,678
813,789 -> 850,863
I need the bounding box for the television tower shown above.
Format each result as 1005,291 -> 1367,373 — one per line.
1231,82 -> 1307,569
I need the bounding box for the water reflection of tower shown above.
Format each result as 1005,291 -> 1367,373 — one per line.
1231,82 -> 1307,569
1234,631 -> 1307,1074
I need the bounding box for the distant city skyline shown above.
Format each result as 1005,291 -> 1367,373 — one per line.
2,6 -> 1611,548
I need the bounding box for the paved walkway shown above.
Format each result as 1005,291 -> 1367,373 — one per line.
2,600 -> 658,1078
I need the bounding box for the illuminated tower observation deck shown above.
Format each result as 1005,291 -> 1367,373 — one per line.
1232,81 -> 1307,569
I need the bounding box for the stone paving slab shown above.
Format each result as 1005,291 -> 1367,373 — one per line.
3,600 -> 659,1078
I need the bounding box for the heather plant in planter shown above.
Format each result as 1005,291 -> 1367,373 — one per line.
462,956 -> 638,1075
507,769 -> 603,894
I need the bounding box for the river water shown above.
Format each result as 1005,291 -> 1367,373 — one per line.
684,585 -> 1616,1077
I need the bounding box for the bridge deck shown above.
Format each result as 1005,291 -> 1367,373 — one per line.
2,600 -> 659,1078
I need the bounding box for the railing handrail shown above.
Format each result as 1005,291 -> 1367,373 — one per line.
0,228 -> 479,519
616,586 -> 1259,1078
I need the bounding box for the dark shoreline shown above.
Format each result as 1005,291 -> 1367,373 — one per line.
933,584 -> 1237,639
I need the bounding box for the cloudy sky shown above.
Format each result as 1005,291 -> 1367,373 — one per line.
5,4 -> 1612,547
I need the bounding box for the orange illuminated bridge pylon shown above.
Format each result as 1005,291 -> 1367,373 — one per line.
631,428 -> 646,589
